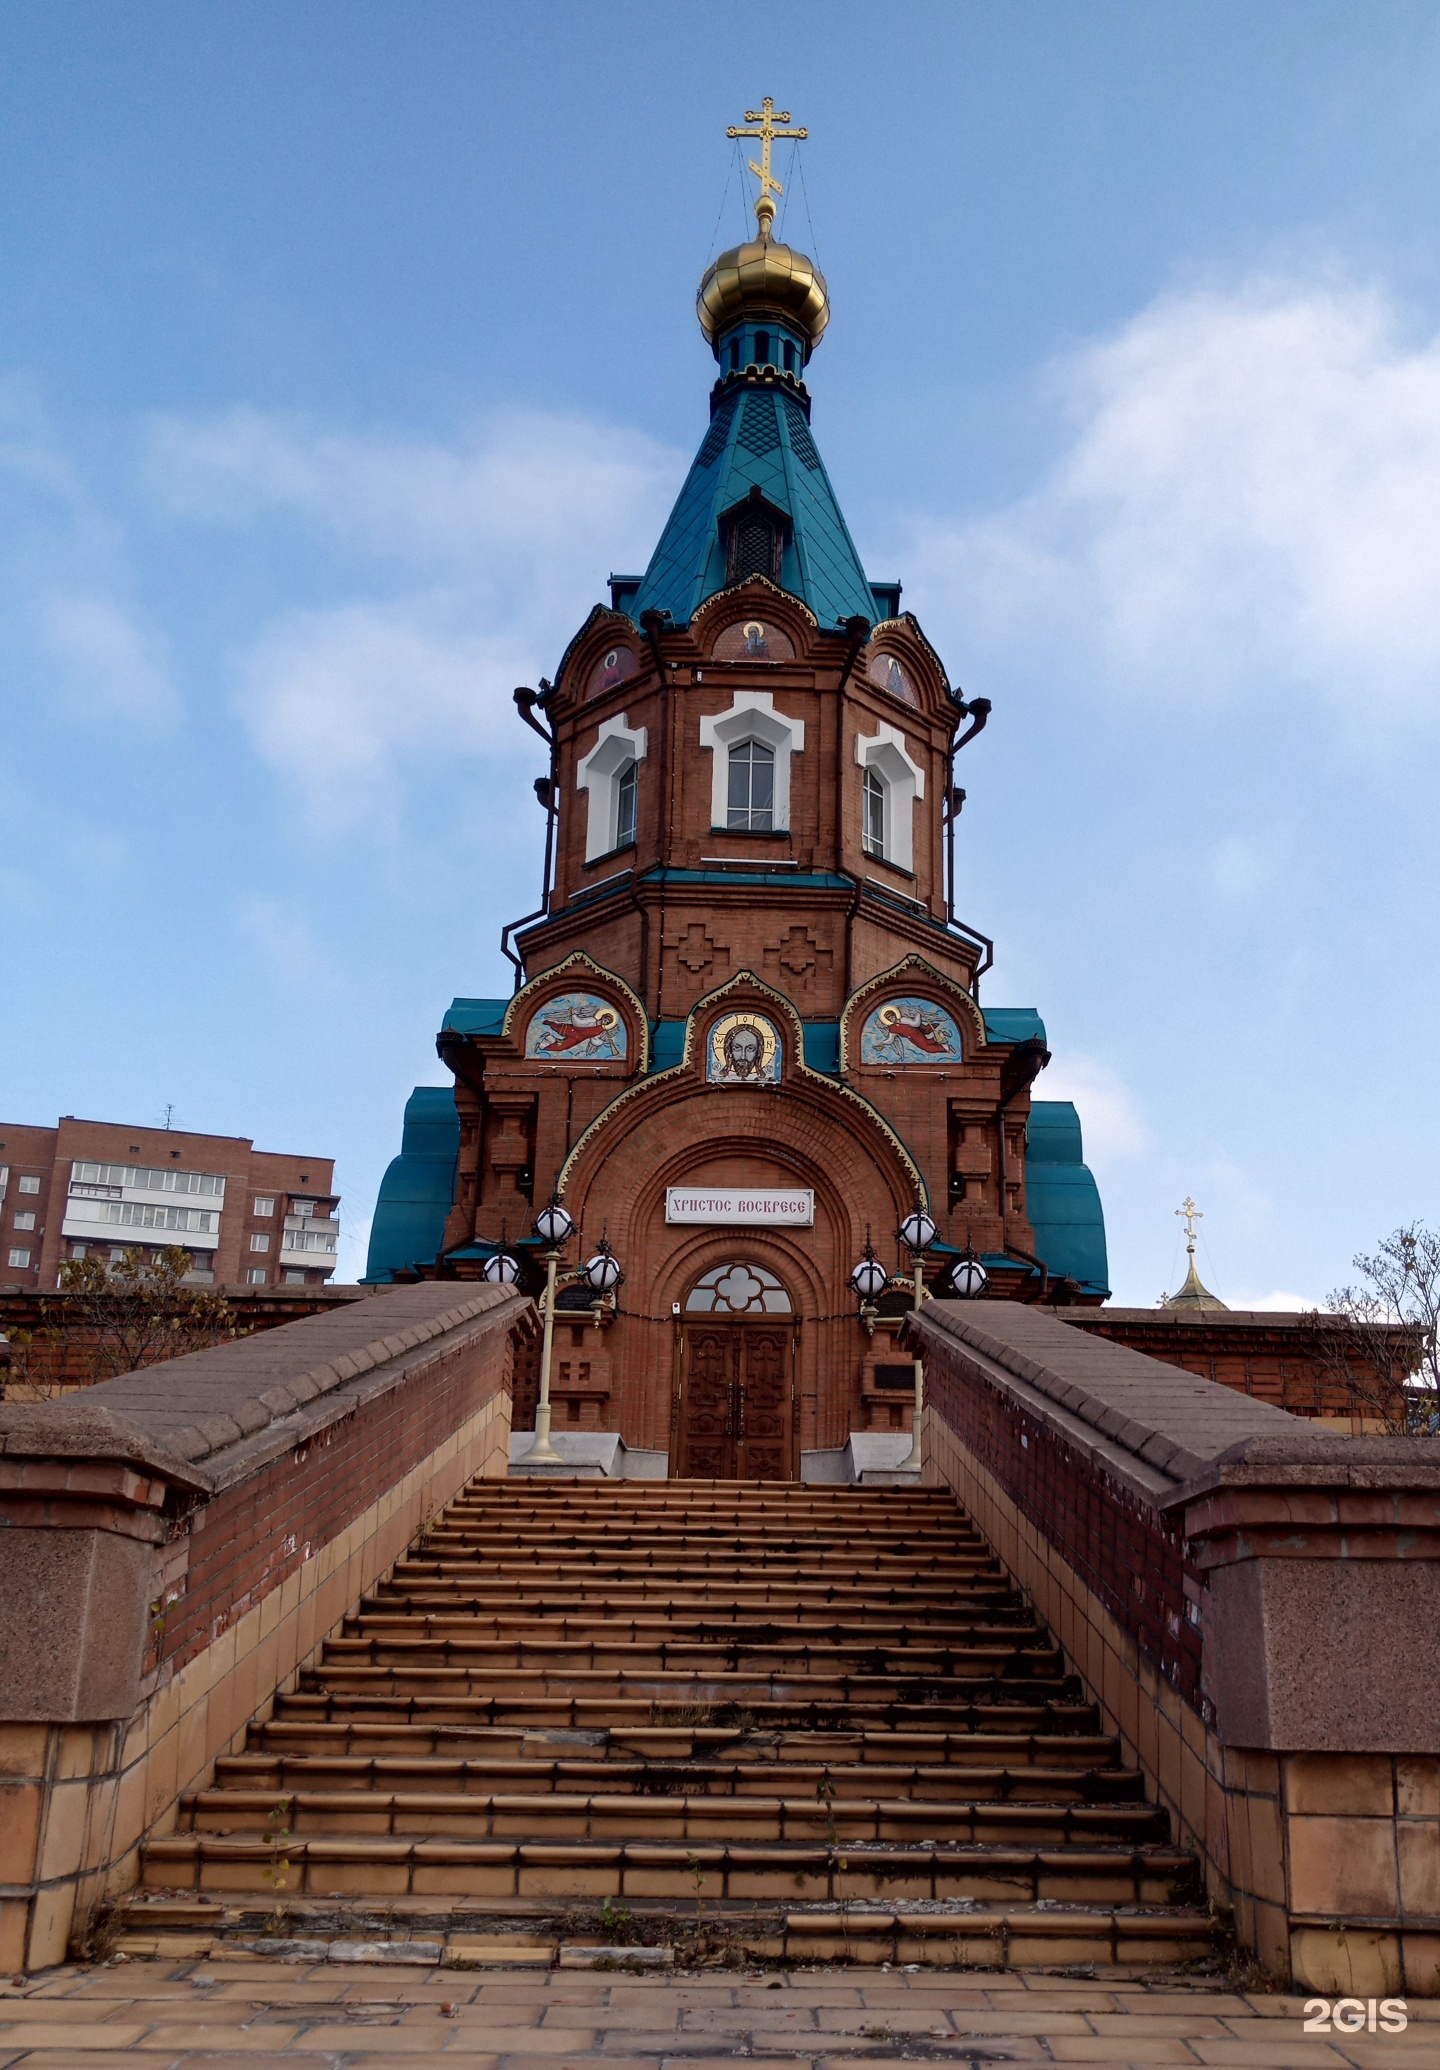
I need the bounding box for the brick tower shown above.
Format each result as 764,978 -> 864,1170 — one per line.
368,111 -> 1108,1474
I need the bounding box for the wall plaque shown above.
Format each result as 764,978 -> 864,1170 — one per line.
665,1187 -> 814,1227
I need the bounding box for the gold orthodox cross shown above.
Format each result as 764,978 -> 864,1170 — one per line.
727,97 -> 807,227
1175,1196 -> 1203,1247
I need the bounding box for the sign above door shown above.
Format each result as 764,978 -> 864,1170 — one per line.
666,1186 -> 815,1227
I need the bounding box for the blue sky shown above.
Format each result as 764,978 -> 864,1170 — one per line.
3,1 -> 1440,1303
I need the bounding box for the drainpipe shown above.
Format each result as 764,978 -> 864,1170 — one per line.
945,695 -> 990,931
834,616 -> 870,1009
641,610 -> 672,1026
500,683 -> 559,992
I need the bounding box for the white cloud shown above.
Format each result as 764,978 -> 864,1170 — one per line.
149,407 -> 682,820
910,274 -> 1440,714
1035,1053 -> 1151,1165
34,591 -> 177,725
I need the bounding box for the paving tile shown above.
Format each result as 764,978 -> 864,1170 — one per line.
0,2025 -> 151,2049
1046,2041 -> 1201,2063
1187,2041 -> 1358,2066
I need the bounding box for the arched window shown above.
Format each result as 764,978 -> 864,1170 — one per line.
863,764 -> 887,859
782,340 -> 795,373
685,1261 -> 792,1314
728,339 -> 740,372
730,508 -> 779,583
614,758 -> 638,848
854,721 -> 925,873
576,715 -> 647,862
755,330 -> 771,367
727,738 -> 774,831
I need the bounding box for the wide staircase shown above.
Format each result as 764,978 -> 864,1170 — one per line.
133,1481 -> 1215,1969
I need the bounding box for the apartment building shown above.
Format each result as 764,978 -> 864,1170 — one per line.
0,1116 -> 340,1289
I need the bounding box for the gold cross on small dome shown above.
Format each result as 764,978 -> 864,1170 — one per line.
1175,1196 -> 1203,1247
727,96 -> 808,235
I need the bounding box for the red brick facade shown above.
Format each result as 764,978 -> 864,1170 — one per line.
432,586 -> 1060,1467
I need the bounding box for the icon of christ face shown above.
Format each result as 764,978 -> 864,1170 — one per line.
724,1024 -> 763,1076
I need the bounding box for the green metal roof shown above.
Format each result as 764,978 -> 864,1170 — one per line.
982,1007 -> 1047,1046
442,997 -> 509,1036
363,1087 -> 460,1284
632,386 -> 876,630
1025,1099 -> 1109,1297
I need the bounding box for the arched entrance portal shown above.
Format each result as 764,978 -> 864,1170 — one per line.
677,1262 -> 796,1480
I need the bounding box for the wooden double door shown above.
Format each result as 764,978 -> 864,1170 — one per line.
677,1320 -> 796,1480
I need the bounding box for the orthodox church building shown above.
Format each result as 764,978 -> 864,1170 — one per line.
366,117 -> 1108,1475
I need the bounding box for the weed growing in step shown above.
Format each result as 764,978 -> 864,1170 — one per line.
262,1798 -> 293,1934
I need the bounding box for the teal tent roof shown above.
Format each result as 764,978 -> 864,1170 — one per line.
983,1008 -> 1047,1046
1025,1100 -> 1109,1298
632,387 -> 876,630
442,997 -> 508,1036
363,1087 -> 459,1283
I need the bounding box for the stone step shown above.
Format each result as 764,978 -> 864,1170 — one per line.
357,1591 -> 1023,1620
346,1610 -> 1031,1640
178,1784 -> 1168,1848
111,1889 -> 1214,1971
136,1473 -> 1214,1973
210,1753 -> 1144,1801
141,1830 -> 1198,1908
247,1721 -> 1120,1764
316,1635 -> 1064,1673
298,1668 -> 1077,1709
273,1691 -> 1096,1730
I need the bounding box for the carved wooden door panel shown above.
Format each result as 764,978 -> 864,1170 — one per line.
679,1327 -> 736,1479
736,1326 -> 793,1481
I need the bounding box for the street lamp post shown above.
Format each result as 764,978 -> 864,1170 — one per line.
898,1205 -> 938,1472
527,1195 -> 575,1467
849,1232 -> 888,1339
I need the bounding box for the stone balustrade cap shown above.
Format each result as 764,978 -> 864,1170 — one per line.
1164,1429 -> 1440,1511
908,1299 -> 1305,1498
0,1399 -> 214,1494
0,1282 -> 531,1490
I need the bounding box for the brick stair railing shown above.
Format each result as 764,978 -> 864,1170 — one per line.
131,1481 -> 1215,1969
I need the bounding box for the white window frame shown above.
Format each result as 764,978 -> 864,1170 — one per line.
698,691 -> 804,833
576,714 -> 647,862
854,720 -> 925,873
247,1266 -> 268,1284
12,1212 -> 35,1231
253,1197 -> 274,1217
17,1175 -> 40,1195
250,1233 -> 271,1253
8,1247 -> 31,1268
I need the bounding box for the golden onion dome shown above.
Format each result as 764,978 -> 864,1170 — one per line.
697,214 -> 830,357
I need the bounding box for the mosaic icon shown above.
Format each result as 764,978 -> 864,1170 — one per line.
706,1010 -> 782,1084
859,995 -> 963,1065
525,991 -> 627,1061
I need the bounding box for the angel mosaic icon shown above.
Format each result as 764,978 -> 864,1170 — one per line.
859,996 -> 963,1065
525,992 -> 627,1061
706,1010 -> 782,1085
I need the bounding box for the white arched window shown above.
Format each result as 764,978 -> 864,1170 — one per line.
854,721 -> 925,873
727,738 -> 774,830
576,715 -> 647,862
699,691 -> 804,834
863,764 -> 886,858
685,1261 -> 793,1314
